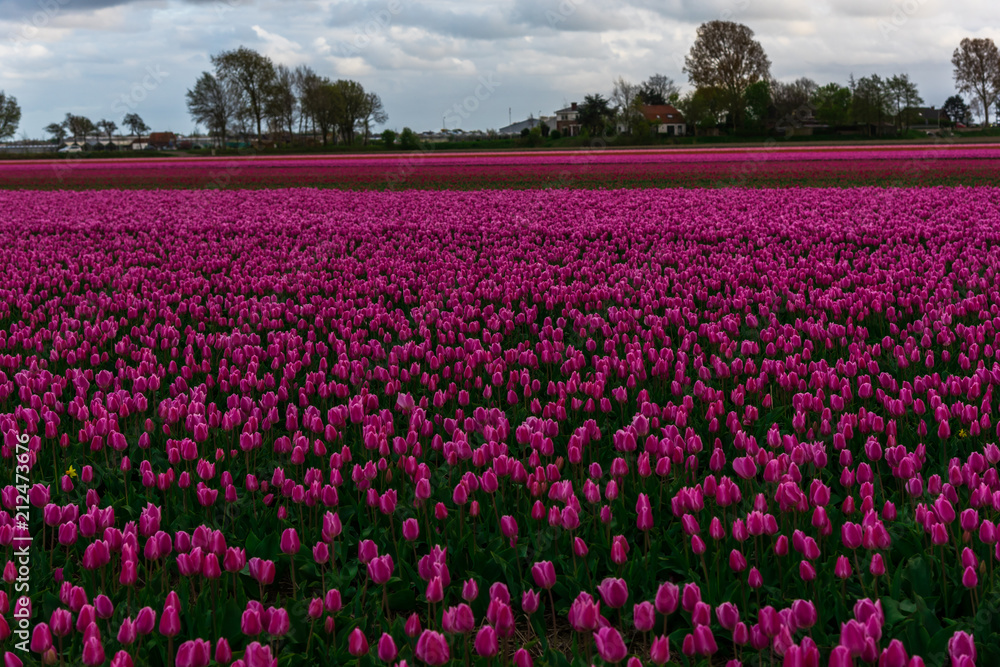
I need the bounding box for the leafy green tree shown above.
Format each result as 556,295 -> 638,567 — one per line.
886,73 -> 923,133
743,80 -> 771,131
381,129 -> 396,149
64,113 -> 96,143
399,127 -> 419,150
0,91 -> 21,141
45,122 -> 67,144
811,83 -> 852,126
122,113 -> 150,145
852,75 -> 892,136
524,126 -> 543,147
943,95 -> 971,126
96,119 -> 118,148
677,87 -> 725,136
309,79 -> 339,146
330,79 -> 367,145
577,93 -> 613,135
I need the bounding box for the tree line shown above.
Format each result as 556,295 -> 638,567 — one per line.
42,113 -> 151,146
572,22 -> 1000,138
186,46 -> 387,147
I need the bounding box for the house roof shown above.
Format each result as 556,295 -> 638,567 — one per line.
554,106 -> 579,115
498,117 -> 556,135
642,104 -> 685,124
911,107 -> 949,122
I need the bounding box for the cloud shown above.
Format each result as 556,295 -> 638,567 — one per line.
251,24 -> 308,65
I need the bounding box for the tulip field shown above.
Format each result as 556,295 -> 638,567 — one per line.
2,144 -> 1000,190
2,157 -> 1000,667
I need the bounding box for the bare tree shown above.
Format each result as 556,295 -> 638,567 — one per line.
611,76 -> 642,134
951,37 -> 1000,127
357,91 -> 388,145
885,74 -> 922,133
639,74 -> 680,105
771,77 -> 817,123
186,72 -> 239,147
294,65 -> 321,139
684,20 -> 771,129
266,64 -> 297,143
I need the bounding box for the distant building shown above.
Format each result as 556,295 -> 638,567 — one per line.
555,103 -> 581,137
640,104 -> 686,136
909,106 -> 949,130
498,116 -> 556,136
148,132 -> 177,149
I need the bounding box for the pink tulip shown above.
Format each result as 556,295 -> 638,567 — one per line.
655,581 -> 679,615
377,633 -> 398,662
597,577 -> 629,608
513,648 -> 533,667
415,629 -> 450,665
402,518 -> 420,541
348,628 -> 369,656
474,625 -> 499,657
82,636 -> 105,666
159,605 -> 180,637
522,589 -> 541,614
531,561 -> 556,589
633,601 -> 655,631
110,651 -> 133,667
215,638 -> 232,665
134,607 -> 156,635
175,639 -> 211,667
650,635 -> 671,665
594,626 -> 628,663
879,639 -> 908,667
30,623 -> 53,653
462,578 -> 478,601
279,528 -> 300,555
368,554 -> 394,585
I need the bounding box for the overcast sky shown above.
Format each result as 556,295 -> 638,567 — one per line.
0,0 -> 997,138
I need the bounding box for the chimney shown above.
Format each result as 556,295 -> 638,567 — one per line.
571,102 -> 577,110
